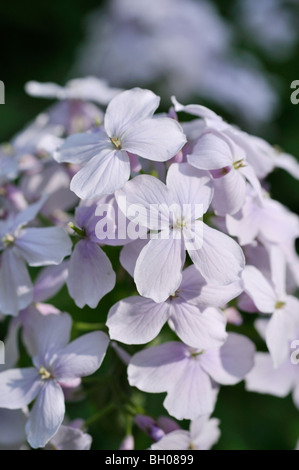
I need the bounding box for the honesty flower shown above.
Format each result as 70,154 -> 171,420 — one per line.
128,333 -> 255,420
0,199 -> 72,315
45,424 -> 92,450
227,188 -> 299,246
26,77 -> 121,105
116,162 -> 245,302
242,249 -> 299,368
0,312 -> 109,448
55,88 -> 186,199
107,265 -> 242,347
151,415 -> 220,450
172,96 -> 299,180
245,350 -> 299,410
187,129 -> 262,215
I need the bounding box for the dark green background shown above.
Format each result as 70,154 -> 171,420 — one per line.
0,0 -> 298,450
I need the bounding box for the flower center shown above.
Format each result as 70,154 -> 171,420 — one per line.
173,217 -> 187,230
233,159 -> 246,170
1,233 -> 15,246
189,349 -> 205,358
39,366 -> 52,380
110,136 -> 122,150
275,300 -> 286,309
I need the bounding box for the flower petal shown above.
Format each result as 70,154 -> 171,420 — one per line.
122,117 -> 186,162
0,249 -> 33,316
67,240 -> 115,308
16,227 -> 72,266
70,148 -> 130,199
169,304 -> 227,349
187,223 -> 245,285
188,131 -> 233,170
134,236 -> 185,303
26,380 -> 65,448
107,296 -> 169,344
201,333 -> 255,385
0,368 -> 41,409
242,266 -> 276,313
54,130 -> 109,164
52,331 -> 109,380
104,88 -> 160,136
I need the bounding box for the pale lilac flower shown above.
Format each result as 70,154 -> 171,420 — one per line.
45,424 -> 92,450
226,188 -> 299,246
151,415 -> 220,450
116,163 -> 245,302
25,77 -> 121,105
0,312 -> 109,448
186,129 -> 262,215
54,88 -> 186,199
26,77 -> 121,135
66,199 -> 116,308
128,333 -> 255,420
245,351 -> 299,410
0,199 -> 72,315
242,248 -> 299,368
107,265 -> 242,347
173,97 -> 299,181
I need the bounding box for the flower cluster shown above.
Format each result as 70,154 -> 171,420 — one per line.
0,78 -> 298,450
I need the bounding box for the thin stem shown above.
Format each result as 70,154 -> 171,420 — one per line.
85,403 -> 115,427
74,322 -> 106,331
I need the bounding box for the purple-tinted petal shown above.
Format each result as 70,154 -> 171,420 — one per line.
16,227 -> 72,266
188,223 -> 245,285
122,117 -> 186,162
134,236 -> 185,303
242,265 -> 276,313
107,296 -> 169,344
70,148 -> 130,199
104,88 -> 160,136
33,262 -> 68,303
0,248 -> 33,316
26,380 -> 65,448
179,265 -> 242,307
53,331 -> 109,380
0,368 -> 41,409
201,333 -> 255,385
212,169 -> 246,216
188,131 -> 233,170
67,240 -> 115,308
50,425 -> 92,450
116,175 -> 172,231
23,311 -> 71,364
151,430 -> 190,450
169,304 -> 227,349
246,352 -> 296,396
190,416 -> 221,450
54,130 -> 109,164
120,239 -> 148,277
166,163 -> 213,215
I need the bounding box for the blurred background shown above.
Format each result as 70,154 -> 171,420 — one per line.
0,0 -> 299,449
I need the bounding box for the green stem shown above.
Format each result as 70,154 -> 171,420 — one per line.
85,403 -> 115,427
74,322 -> 106,331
